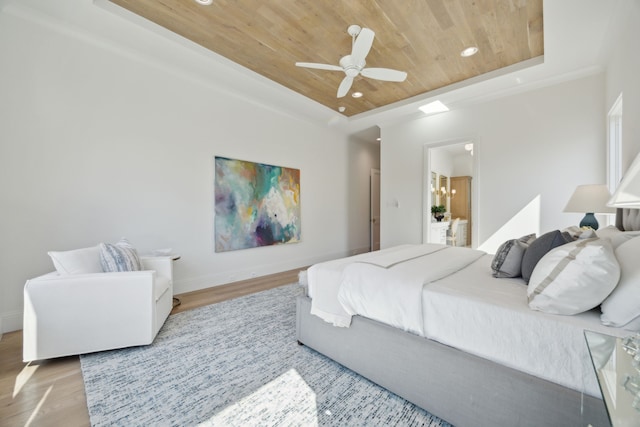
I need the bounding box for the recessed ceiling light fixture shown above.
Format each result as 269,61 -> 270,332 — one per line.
419,100 -> 449,115
460,46 -> 478,57
352,92 -> 363,98
194,0 -> 213,5
338,106 -> 346,112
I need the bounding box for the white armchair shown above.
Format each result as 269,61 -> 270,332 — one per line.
23,256 -> 173,361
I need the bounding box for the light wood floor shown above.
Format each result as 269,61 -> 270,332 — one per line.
0,268 -> 302,427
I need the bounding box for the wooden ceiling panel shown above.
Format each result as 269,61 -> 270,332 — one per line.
108,0 -> 543,116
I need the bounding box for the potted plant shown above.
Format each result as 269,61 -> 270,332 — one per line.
431,204 -> 446,222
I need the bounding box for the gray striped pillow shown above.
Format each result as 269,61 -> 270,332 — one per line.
100,238 -> 143,272
527,238 -> 619,315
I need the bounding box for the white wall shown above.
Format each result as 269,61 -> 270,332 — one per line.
0,1 -> 379,332
604,1 -> 640,168
381,74 -> 606,253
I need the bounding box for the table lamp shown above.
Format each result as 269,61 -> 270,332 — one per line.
564,184 -> 615,230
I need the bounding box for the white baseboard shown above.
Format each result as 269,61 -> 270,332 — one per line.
1,310 -> 23,334
173,248 -> 362,295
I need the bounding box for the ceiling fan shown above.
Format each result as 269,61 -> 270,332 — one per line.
295,25 -> 408,98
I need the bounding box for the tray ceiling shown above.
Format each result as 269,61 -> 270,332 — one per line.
107,0 -> 543,117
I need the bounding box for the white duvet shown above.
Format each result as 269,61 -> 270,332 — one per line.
337,244 -> 485,335
307,244 -> 630,397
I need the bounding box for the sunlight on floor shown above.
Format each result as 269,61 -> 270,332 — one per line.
25,384 -> 53,427
196,369 -> 319,426
13,363 -> 39,398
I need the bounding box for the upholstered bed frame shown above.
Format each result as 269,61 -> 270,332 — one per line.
295,210 -> 640,427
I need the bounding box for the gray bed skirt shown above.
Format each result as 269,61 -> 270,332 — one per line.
296,295 -> 610,427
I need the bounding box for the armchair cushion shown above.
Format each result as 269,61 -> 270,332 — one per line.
100,238 -> 143,272
48,245 -> 103,275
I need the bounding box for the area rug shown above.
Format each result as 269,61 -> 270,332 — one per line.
80,284 -> 451,426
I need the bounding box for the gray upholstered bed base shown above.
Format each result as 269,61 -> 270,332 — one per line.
296,296 -> 610,427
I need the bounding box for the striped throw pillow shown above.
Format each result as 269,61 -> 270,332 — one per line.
527,238 -> 619,315
100,238 -> 143,272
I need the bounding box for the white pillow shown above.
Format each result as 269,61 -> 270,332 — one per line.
527,238 -> 620,315
48,245 -> 103,275
601,236 -> 640,329
595,226 -> 640,248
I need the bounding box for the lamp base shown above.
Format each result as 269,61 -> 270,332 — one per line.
579,213 -> 599,230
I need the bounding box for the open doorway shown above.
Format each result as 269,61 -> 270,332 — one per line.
370,168 -> 381,251
424,141 -> 477,247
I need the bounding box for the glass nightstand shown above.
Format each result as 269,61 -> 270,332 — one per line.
584,330 -> 640,426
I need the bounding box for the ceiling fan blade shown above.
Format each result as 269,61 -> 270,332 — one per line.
295,62 -> 343,71
361,67 -> 408,82
337,76 -> 353,98
351,28 -> 374,64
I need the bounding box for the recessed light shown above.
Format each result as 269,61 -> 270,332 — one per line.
194,0 -> 213,5
460,46 -> 478,57
419,100 -> 449,115
352,92 -> 363,98
338,106 -> 346,112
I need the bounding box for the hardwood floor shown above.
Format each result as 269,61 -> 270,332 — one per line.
0,268 -> 302,427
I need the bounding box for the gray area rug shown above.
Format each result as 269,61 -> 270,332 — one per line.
80,284 -> 451,426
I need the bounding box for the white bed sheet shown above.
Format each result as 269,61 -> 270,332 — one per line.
422,254 -> 629,397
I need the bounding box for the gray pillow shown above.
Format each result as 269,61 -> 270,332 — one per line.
491,234 -> 536,278
100,238 -> 143,272
521,230 -> 574,283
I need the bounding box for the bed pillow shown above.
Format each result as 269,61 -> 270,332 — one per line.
521,230 -> 574,283
600,236 -> 640,329
527,238 -> 619,315
595,225 -> 640,248
48,245 -> 103,275
100,238 -> 143,272
491,233 -> 536,278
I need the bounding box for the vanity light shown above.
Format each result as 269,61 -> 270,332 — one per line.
461,46 -> 478,57
352,92 -> 363,98
194,0 -> 213,5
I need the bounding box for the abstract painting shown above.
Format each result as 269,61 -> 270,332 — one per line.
214,156 -> 301,252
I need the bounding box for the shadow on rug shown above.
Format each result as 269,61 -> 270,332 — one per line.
80,284 -> 451,426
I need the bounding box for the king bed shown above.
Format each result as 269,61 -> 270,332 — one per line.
296,210 -> 640,427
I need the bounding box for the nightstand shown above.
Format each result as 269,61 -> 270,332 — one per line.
584,330 -> 640,426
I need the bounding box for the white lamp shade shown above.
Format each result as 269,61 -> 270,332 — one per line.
564,184 -> 616,214
608,152 -> 640,208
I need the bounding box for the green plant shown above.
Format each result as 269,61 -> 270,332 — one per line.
431,204 -> 446,214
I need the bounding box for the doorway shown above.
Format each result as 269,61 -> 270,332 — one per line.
370,168 -> 381,251
424,141 -> 477,247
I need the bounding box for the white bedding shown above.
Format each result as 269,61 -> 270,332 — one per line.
307,244 -> 630,397
338,244 -> 484,335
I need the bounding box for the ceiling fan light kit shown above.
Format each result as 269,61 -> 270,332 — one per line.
295,25 -> 408,99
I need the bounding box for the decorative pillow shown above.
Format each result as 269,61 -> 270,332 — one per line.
527,238 -> 620,315
491,233 -> 536,278
563,226 -> 596,240
100,238 -> 143,272
521,230 -> 573,283
48,245 -> 103,275
601,236 -> 640,329
595,225 -> 640,249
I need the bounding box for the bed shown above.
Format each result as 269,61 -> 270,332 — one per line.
295,210 -> 640,427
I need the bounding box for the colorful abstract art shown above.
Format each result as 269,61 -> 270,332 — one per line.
214,157 -> 301,252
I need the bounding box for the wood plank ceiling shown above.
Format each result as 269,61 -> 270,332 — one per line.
108,0 -> 543,117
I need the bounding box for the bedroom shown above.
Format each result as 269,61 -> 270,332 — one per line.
1,0 -> 640,425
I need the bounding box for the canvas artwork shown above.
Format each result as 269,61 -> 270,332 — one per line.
214,156 -> 301,252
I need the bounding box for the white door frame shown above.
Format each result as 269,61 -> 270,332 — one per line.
370,168 -> 381,251
423,139 -> 479,247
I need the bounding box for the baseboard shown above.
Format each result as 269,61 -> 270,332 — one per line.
173,248 -> 361,295
1,310 -> 23,334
